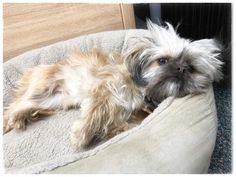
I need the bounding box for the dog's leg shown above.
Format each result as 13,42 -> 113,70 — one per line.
3,65 -> 77,133
70,82 -> 133,148
4,106 -> 55,133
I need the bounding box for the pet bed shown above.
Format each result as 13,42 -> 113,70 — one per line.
3,29 -> 218,174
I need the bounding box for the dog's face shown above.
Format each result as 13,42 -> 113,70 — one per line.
127,20 -> 223,101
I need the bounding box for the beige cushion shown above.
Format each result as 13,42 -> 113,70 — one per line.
3,30 -> 217,174
49,88 -> 217,174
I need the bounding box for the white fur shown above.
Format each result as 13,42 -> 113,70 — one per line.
146,19 -> 190,57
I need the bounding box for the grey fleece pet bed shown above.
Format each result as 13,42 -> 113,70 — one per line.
3,30 -> 218,174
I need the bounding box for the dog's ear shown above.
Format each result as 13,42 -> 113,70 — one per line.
123,46 -> 149,86
189,39 -> 224,81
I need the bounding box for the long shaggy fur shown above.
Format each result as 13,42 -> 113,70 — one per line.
3,20 -> 223,148
126,20 -> 223,101
4,49 -> 143,147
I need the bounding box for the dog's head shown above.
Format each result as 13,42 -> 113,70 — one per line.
125,20 -> 224,101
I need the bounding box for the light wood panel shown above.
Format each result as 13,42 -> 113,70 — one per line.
120,4 -> 136,29
3,3 -> 136,61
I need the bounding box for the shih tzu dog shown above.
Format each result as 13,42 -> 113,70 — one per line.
3,20 -> 223,148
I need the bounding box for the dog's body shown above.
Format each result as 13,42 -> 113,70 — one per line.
4,50 -> 146,147
3,21 -> 223,148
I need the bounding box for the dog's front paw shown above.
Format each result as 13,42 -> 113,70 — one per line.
70,120 -> 93,148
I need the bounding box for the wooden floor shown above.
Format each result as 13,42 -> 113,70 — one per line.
3,3 -> 135,62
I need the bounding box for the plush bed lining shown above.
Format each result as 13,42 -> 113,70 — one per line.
6,96 -> 174,174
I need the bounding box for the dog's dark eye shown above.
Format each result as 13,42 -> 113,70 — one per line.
157,58 -> 168,65
189,65 -> 195,72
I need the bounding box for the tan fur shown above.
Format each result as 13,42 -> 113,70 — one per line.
4,108 -> 54,133
4,49 -> 149,147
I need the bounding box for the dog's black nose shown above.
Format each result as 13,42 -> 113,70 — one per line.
177,66 -> 185,73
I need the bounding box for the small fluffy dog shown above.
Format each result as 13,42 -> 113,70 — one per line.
3,21 -> 223,148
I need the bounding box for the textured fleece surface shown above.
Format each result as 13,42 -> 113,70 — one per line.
3,30 -> 217,174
